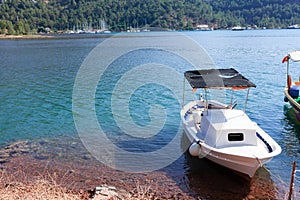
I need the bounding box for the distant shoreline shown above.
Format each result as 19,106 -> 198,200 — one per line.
0,29 -> 299,40
0,33 -> 113,40
0,34 -> 54,39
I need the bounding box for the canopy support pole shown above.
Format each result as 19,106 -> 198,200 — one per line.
244,88 -> 250,112
287,60 -> 291,90
205,89 -> 208,115
182,77 -> 185,108
230,89 -> 233,106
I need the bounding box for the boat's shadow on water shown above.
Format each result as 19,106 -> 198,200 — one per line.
162,133 -> 280,199
283,105 -> 300,137
178,152 -> 279,199
183,152 -> 250,199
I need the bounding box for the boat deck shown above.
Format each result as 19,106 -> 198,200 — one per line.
183,103 -> 277,159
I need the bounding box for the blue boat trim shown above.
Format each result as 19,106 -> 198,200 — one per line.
184,104 -> 205,120
256,132 -> 273,153
193,105 -> 204,109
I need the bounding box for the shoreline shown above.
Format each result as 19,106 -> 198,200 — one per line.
0,140 -> 287,199
0,33 -> 112,40
0,34 -> 54,39
0,29 -> 298,40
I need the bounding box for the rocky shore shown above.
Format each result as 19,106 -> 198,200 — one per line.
0,140 -> 287,199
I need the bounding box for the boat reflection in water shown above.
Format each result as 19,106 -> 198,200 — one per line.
183,151 -> 280,199
172,132 -> 281,199
283,105 -> 300,135
282,105 -> 300,155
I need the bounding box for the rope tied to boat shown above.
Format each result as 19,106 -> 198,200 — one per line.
196,139 -> 203,145
255,157 -> 263,167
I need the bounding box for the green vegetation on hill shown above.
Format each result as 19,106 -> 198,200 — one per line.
0,0 -> 300,34
206,0 -> 300,28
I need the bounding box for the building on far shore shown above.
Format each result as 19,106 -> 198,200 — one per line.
195,24 -> 213,31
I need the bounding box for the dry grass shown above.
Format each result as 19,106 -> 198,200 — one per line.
0,169 -> 83,200
0,168 -> 156,200
129,179 -> 158,200
0,153 -> 192,200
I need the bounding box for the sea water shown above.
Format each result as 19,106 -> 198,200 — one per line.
1,30 -> 300,198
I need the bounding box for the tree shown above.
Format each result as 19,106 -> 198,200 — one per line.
0,20 -> 7,34
6,21 -> 15,35
15,20 -> 25,34
0,20 -> 15,35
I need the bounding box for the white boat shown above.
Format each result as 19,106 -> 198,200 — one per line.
287,24 -> 300,29
181,68 -> 281,178
232,26 -> 245,31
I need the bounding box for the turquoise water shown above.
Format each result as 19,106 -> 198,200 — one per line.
1,30 -> 300,197
0,38 -> 101,143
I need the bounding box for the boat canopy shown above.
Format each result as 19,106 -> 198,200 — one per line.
184,68 -> 256,89
282,51 -> 300,63
289,51 -> 300,62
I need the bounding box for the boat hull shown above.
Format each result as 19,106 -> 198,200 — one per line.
284,87 -> 300,120
183,126 -> 272,178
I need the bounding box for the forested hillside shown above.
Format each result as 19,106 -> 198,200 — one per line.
0,0 -> 299,34
206,0 -> 300,28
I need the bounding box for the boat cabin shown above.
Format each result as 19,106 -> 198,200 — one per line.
200,109 -> 257,148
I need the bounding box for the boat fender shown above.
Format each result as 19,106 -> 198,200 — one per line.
284,96 -> 289,102
189,140 -> 201,156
